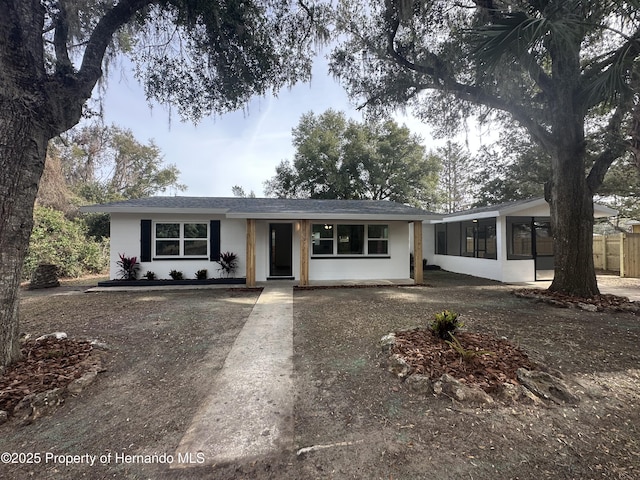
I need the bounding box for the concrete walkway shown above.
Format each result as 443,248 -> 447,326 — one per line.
173,286 -> 294,467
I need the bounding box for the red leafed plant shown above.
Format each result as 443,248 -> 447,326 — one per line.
117,253 -> 140,280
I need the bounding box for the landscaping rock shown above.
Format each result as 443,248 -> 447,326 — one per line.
577,302 -> 598,312
434,374 -> 494,404
14,388 -> 65,425
379,333 -> 397,353
90,339 -> 109,350
405,374 -> 433,395
496,382 -> 544,405
67,370 -> 99,395
387,354 -> 411,378
517,368 -> 580,405
35,331 -> 67,342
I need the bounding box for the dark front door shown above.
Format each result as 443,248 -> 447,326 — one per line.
269,223 -> 293,277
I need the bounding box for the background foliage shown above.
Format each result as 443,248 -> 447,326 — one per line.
26,123 -> 185,280
24,206 -> 109,280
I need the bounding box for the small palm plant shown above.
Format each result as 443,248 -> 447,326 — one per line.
217,251 -> 238,278
429,310 -> 464,340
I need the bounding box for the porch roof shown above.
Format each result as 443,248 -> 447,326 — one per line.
434,197 -> 618,223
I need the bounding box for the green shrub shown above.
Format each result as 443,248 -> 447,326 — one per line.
24,206 -> 109,279
144,271 -> 157,280
169,270 -> 183,280
429,310 -> 464,340
195,269 -> 208,280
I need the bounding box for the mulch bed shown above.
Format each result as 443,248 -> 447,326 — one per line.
391,329 -> 535,392
0,338 -> 94,416
513,288 -> 640,312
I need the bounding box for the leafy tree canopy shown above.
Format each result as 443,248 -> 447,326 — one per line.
51,123 -> 186,203
470,123 -> 640,224
264,109 -> 440,208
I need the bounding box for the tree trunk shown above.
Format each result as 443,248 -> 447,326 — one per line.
0,1 -> 48,369
546,22 -> 600,299
0,107 -> 49,369
548,147 -> 600,297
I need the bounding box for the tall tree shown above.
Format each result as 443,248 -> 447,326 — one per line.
436,141 -> 473,213
0,0 -> 326,368
55,124 -> 185,203
470,126 -> 550,207
231,185 -> 256,198
331,0 -> 640,297
264,109 -> 440,207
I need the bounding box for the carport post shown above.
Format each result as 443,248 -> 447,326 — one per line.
413,220 -> 423,284
300,219 -> 309,286
246,219 -> 256,287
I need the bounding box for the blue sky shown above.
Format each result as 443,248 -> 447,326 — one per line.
100,55 -> 489,197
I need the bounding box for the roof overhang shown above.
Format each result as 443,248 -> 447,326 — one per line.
79,205 -> 441,222
225,212 -> 440,221
79,206 -> 230,215
594,204 -> 618,218
429,198 -> 618,224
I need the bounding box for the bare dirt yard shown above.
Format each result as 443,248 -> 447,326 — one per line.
1,271 -> 639,479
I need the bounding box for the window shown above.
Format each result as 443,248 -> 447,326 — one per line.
446,222 -> 461,256
534,220 -> 553,256
311,223 -> 389,256
434,219 -> 496,259
312,224 -> 334,255
476,219 -> 497,259
507,217 -> 533,259
338,224 -> 364,254
462,222 -> 475,257
155,222 -> 208,257
367,224 -> 389,254
435,224 -> 447,255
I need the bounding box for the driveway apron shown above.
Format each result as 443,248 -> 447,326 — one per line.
173,285 -> 293,466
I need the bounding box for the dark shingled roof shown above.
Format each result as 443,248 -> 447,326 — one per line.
81,196 -> 439,218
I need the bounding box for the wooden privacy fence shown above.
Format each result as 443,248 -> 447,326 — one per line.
593,233 -> 640,277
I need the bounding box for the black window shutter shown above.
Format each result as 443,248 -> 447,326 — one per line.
210,220 -> 221,261
140,220 -> 152,262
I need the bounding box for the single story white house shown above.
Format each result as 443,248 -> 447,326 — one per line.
82,196 -> 618,286
422,197 -> 618,283
81,197 -> 438,286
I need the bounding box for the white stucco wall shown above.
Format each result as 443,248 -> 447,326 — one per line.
109,213 -> 246,280
308,221 -> 410,281
110,215 -> 413,282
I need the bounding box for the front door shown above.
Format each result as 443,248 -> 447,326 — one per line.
269,223 -> 293,278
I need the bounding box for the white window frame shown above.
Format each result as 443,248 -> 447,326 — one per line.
154,221 -> 209,258
311,223 -> 390,257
